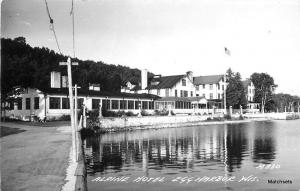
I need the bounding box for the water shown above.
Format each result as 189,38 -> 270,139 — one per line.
84,120 -> 300,191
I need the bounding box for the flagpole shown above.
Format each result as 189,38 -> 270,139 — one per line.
224,73 -> 227,114
224,47 -> 230,115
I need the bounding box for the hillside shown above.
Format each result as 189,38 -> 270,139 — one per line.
1,37 -> 154,95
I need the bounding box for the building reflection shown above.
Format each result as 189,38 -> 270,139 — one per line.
84,122 -> 277,176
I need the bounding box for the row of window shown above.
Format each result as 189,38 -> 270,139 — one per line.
196,84 -> 225,91
175,101 -> 192,109
49,97 -> 84,109
91,99 -> 154,110
10,97 -> 39,110
156,85 -> 225,97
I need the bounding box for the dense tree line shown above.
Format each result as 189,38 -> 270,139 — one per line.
1,37 -> 153,97
266,93 -> 300,112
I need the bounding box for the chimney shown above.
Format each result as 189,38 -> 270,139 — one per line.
141,69 -> 148,90
61,75 -> 68,88
50,71 -> 61,88
186,71 -> 193,82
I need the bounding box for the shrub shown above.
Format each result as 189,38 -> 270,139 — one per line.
224,114 -> 231,120
207,117 -> 212,121
125,111 -> 137,116
88,109 -> 99,120
116,110 -> 126,117
154,109 -> 174,116
213,117 -> 223,121
141,110 -> 150,116
57,114 -> 71,121
239,114 -> 244,120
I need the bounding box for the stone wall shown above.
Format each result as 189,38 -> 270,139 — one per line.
98,115 -> 209,130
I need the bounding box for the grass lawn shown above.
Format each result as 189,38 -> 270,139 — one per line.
0,126 -> 26,137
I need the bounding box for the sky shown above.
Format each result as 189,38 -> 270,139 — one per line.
1,0 -> 300,95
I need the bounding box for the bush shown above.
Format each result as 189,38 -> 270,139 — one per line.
57,114 -> 71,121
141,110 -> 151,116
213,117 -> 223,121
116,110 -> 126,117
207,117 -> 212,121
154,109 -> 174,116
224,114 -> 231,120
88,109 -> 99,120
125,111 -> 137,116
239,114 -> 244,120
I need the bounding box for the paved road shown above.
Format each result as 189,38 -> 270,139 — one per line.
1,122 -> 72,191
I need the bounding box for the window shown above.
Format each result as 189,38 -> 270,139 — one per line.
135,101 -> 140,109
217,84 -> 220,90
50,97 -> 61,109
165,89 -> 169,97
120,100 -> 127,110
222,85 -> 224,90
102,100 -> 111,110
111,100 -> 119,109
149,101 -> 154,110
210,93 -> 213,99
157,89 -> 160,96
196,85 -> 199,91
182,79 -> 186,86
17,98 -> 22,110
209,84 -> 213,90
128,100 -> 134,109
92,99 -> 100,109
9,101 -> 14,110
34,97 -> 39,109
180,90 -> 183,97
196,94 -> 199,97
77,98 -> 84,109
191,91 -> 193,97
62,98 -> 70,109
183,91 -> 188,97
202,84 -> 205,89
26,98 -> 30,110
218,93 -> 220,99
202,94 -> 205,98
142,101 -> 148,109
175,90 -> 178,97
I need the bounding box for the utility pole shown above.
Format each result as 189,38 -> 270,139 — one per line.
59,57 -> 78,162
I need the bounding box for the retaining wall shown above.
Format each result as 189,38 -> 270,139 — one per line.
98,115 -> 212,130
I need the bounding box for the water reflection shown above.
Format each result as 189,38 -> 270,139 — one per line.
84,121 -> 277,176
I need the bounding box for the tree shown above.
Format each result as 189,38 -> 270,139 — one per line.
226,68 -> 248,109
268,93 -> 300,112
250,73 -> 277,113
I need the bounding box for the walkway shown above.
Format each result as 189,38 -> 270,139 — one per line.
1,121 -> 72,191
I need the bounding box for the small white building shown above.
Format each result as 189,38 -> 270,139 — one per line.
5,87 -> 159,121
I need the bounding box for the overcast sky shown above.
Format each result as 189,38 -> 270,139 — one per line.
2,0 -> 300,95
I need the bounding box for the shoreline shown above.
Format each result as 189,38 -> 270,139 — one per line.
85,115 -> 276,134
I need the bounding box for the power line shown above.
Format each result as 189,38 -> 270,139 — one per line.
70,0 -> 75,58
44,0 -> 62,54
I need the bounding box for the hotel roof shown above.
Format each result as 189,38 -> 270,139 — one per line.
193,75 -> 224,85
147,75 -> 184,90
